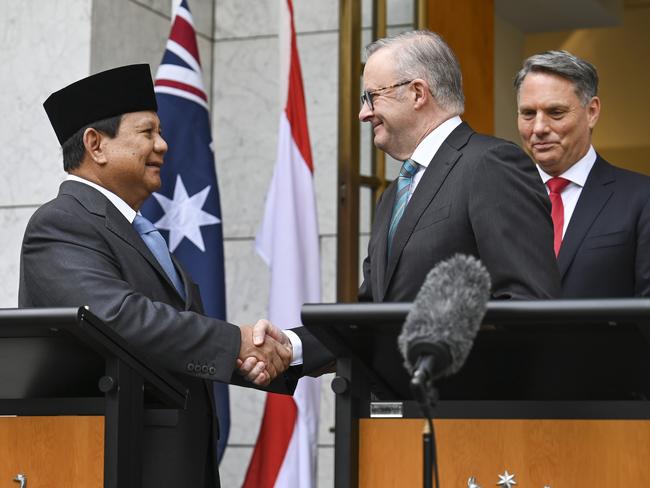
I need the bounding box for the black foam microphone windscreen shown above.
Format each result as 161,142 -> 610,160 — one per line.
397,254 -> 491,379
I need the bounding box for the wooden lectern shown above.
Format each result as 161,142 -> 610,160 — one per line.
302,299 -> 650,487
0,307 -> 187,488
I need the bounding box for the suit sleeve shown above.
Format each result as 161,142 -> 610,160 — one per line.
358,254 -> 373,302
20,205 -> 242,383
358,188 -> 390,303
635,190 -> 650,297
289,326 -> 335,376
468,142 -> 561,299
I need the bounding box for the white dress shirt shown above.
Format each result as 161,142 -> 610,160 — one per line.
408,115 -> 463,200
537,146 -> 597,238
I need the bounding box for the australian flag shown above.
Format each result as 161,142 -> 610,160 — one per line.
140,0 -> 230,463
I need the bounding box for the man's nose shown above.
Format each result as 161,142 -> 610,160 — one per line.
156,133 -> 168,153
359,100 -> 372,122
532,113 -> 550,135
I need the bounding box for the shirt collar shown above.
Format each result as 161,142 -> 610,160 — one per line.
537,145 -> 597,187
66,174 -> 137,223
410,115 -> 463,168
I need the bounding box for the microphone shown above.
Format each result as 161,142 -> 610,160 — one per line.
397,254 -> 491,390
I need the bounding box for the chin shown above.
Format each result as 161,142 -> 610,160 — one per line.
373,137 -> 390,155
148,179 -> 162,193
533,153 -> 559,168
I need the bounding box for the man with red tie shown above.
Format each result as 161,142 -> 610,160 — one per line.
515,50 -> 650,297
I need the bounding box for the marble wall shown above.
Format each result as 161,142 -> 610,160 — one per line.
0,0 -> 92,305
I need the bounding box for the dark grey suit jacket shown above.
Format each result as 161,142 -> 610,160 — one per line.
18,181 -> 310,487
359,122 -> 561,302
559,156 -> 650,297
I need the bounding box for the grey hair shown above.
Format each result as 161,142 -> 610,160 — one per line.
365,30 -> 464,115
514,50 -> 598,105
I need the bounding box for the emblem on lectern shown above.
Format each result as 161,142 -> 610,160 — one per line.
467,477 -> 481,488
497,470 -> 517,488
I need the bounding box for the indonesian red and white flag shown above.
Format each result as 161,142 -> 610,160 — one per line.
242,0 -> 321,487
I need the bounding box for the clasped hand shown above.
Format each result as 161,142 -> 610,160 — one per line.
238,319 -> 292,386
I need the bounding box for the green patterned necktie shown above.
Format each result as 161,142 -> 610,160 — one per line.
387,159 -> 419,255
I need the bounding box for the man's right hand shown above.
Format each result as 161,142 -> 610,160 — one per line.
238,321 -> 292,386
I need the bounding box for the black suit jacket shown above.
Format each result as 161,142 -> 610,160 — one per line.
18,181 -> 310,487
359,122 -> 561,302
559,156 -> 650,297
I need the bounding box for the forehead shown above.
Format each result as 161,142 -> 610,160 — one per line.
518,72 -> 580,106
120,110 -> 160,127
363,49 -> 398,87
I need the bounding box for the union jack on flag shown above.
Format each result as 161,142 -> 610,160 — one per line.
140,0 -> 230,462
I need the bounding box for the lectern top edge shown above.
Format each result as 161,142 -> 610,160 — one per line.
0,306 -> 188,408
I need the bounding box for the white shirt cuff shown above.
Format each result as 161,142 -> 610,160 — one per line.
284,328 -> 303,365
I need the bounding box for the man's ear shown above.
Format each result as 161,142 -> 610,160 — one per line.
83,128 -> 108,164
412,79 -> 429,109
587,96 -> 601,130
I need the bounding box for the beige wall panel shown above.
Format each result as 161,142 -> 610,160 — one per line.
494,15 -> 525,144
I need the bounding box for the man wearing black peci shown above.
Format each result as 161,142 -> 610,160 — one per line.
19,64 -> 328,487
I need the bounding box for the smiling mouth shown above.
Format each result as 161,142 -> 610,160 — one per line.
532,142 -> 557,151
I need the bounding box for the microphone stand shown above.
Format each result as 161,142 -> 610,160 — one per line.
411,366 -> 441,488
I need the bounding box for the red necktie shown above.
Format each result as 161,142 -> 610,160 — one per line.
546,177 -> 571,256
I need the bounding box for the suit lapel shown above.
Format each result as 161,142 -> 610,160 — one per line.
382,123 -> 469,297
105,204 -> 175,284
373,183 -> 395,301
173,256 -> 193,308
557,157 -> 615,278
61,181 -> 187,303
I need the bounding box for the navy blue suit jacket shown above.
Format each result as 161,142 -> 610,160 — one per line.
558,156 -> 650,297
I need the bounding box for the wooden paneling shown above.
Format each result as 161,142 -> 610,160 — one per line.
0,416 -> 104,487
426,0 -> 494,134
337,0 -> 362,302
359,418 -> 650,487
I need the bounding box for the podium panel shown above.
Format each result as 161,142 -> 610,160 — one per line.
0,416 -> 104,487
0,308 -> 188,488
303,300 -> 650,488
359,418 -> 650,487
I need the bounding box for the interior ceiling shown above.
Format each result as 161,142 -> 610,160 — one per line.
495,0 -> 624,32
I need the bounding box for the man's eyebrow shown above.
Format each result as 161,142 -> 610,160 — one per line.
135,119 -> 157,129
545,103 -> 570,111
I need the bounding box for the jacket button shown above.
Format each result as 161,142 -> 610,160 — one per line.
208,366 -> 216,375
187,363 -> 194,372
201,365 -> 209,374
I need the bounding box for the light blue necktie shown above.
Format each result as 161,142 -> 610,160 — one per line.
387,159 -> 419,255
133,214 -> 186,300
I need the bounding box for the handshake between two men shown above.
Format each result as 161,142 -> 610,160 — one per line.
238,319 -> 293,386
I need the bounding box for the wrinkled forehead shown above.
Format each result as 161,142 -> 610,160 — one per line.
121,110 -> 160,126
517,72 -> 580,105
363,48 -> 399,88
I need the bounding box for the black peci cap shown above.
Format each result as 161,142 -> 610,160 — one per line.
43,64 -> 158,145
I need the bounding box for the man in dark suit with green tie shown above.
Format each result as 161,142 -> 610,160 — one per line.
356,30 -> 561,302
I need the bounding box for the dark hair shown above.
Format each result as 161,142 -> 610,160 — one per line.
61,114 -> 123,171
514,50 -> 598,105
